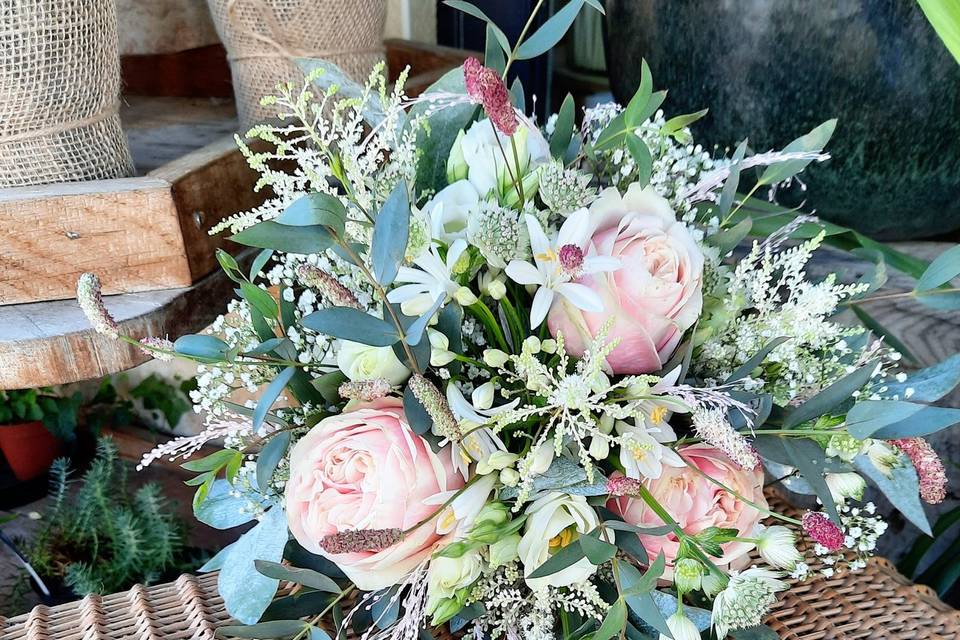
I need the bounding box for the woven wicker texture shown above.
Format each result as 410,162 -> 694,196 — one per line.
2,494 -> 957,639
207,0 -> 386,130
0,0 -> 134,187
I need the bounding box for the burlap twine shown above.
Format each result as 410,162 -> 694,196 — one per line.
207,0 -> 386,131
0,0 -> 134,188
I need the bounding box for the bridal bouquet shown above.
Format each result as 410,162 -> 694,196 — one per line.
77,2 -> 959,638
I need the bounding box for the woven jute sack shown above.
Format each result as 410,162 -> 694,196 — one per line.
207,0 -> 386,131
0,0 -> 134,188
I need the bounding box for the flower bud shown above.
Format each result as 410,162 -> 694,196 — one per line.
483,349 -> 509,367
446,129 -> 469,184
523,336 -> 542,354
826,472 -> 866,503
454,286 -> 478,306
673,558 -> 704,593
475,502 -> 509,528
540,338 -> 557,354
659,612 -> 700,640
529,442 -> 554,475
472,381 -> 495,410
500,468 -> 520,486
429,597 -> 464,627
428,329 -> 456,367
598,413 -> 615,435
488,533 -> 521,568
588,436 -> 609,460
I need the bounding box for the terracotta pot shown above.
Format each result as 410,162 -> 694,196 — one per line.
0,421 -> 60,481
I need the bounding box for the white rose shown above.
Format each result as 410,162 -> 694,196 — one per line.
423,180 -> 480,243
457,118 -> 550,198
518,492 -> 603,589
336,340 -> 410,385
425,550 -> 483,614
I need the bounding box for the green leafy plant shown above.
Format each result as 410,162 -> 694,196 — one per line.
25,438 -> 186,595
0,388 -> 83,440
919,0 -> 960,64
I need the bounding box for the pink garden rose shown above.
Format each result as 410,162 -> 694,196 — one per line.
607,444 -> 766,574
547,183 -> 703,374
285,397 -> 463,591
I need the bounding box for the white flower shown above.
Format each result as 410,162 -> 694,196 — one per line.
488,533 -> 521,568
445,383 -> 516,476
457,118 -> 550,197
422,180 -> 480,243
428,329 -> 456,367
425,473 -> 497,537
336,340 -> 410,385
711,567 -> 788,639
659,612 -> 700,640
505,209 -> 620,328
755,525 -> 802,570
425,550 -> 483,615
388,239 -> 477,315
826,472 -> 866,503
518,492 -> 604,589
616,419 -> 684,480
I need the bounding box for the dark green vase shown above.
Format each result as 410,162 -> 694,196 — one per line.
605,0 -> 960,240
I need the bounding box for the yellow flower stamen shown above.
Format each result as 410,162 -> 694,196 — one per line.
650,405 -> 669,424
548,526 -> 577,550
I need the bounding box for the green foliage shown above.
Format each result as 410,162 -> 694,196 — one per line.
919,0 -> 960,64
25,439 -> 185,596
0,388 -> 83,441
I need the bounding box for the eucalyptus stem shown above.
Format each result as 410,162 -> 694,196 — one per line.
331,231 -> 422,375
295,585 -> 356,640
509,135 -> 526,207
842,286 -> 960,306
501,0 -> 547,79
720,182 -> 760,228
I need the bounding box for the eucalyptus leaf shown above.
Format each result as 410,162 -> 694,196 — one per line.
618,560 -> 671,639
729,625 -> 780,640
510,77 -> 525,111
443,1 -> 510,54
403,383 -> 433,434
757,119 -> 836,186
174,335 -> 230,360
916,244 -> 960,291
410,67 -> 475,194
195,479 -> 256,529
647,590 -> 711,631
916,289 -> 960,310
781,437 -> 841,524
725,337 -> 790,383
846,400 -> 960,439
717,139 -> 748,216
219,506 -> 289,623
662,109 -> 708,139
882,353 -> 960,402
231,221 -> 334,254
300,307 -> 399,346
253,367 -> 296,431
296,58 -> 389,126
550,94 -> 576,159
709,216 -> 752,255
516,0 -> 587,60
250,249 -> 274,281
256,431 -> 291,493
240,282 -> 279,321
371,181 -> 410,287
854,454 -> 931,535
579,533 -> 617,565
783,363 -> 875,428
484,24 -> 506,73
254,560 -> 341,593
274,193 -> 347,233
624,60 -> 653,127
499,456 -> 608,498
406,295 -> 444,347
594,599 -> 627,640
625,135 -> 653,187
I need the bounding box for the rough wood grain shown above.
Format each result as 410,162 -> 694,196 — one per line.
0,254 -> 249,389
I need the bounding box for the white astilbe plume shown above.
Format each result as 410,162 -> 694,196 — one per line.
690,408 -> 760,470
137,413 -> 254,470
347,560 -> 430,640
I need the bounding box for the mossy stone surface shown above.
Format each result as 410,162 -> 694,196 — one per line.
605,0 -> 960,239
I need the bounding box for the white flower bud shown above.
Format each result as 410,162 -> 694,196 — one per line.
428,329 -> 456,367
529,442 -> 554,475
471,381 -> 496,410
483,349 -> 509,367
826,472 -> 866,503
523,336 -> 542,354
659,612 -> 700,640
540,338 -> 557,354
598,413 -> 615,435
499,467 -> 520,486
588,436 -> 609,460
488,533 -> 521,568
454,286 -> 478,306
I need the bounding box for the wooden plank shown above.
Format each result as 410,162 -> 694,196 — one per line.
0,178 -> 191,305
0,254 -> 249,389
121,45 -> 233,98
152,137 -> 268,281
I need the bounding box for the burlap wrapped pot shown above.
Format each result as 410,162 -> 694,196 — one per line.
207,0 -> 386,131
0,0 -> 134,188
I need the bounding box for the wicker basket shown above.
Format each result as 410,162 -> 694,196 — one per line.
3,496 -> 958,639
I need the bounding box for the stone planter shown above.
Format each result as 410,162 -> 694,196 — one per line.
605,0 -> 960,240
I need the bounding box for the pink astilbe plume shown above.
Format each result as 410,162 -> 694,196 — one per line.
463,57 -> 518,136
891,437 -> 947,504
802,511 -> 844,552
